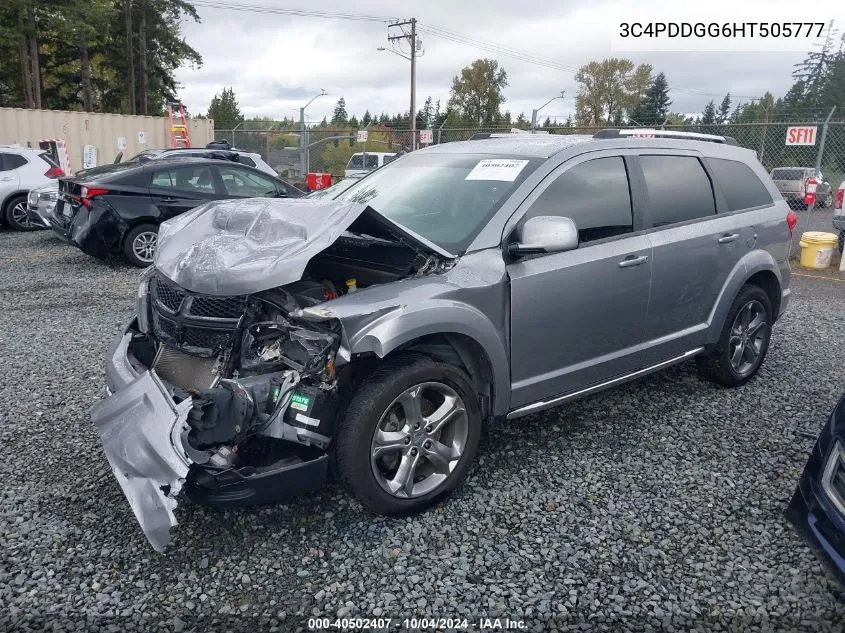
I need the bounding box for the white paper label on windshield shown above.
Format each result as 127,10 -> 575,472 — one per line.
465,159 -> 529,182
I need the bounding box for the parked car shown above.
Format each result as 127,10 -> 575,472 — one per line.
118,142 -> 278,177
770,167 -> 831,209
832,179 -> 845,252
91,129 -> 793,551
0,145 -> 64,230
26,182 -> 59,229
344,151 -> 398,178
50,157 -> 302,266
786,390 -> 845,588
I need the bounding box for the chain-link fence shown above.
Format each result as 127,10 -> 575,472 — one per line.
216,116 -> 845,233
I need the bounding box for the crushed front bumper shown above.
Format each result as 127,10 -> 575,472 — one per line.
93,323 -> 329,551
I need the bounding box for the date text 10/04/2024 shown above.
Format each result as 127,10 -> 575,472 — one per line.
308,617 -> 527,630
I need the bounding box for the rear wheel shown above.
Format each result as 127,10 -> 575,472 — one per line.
122,223 -> 159,267
696,285 -> 773,386
335,354 -> 482,515
4,195 -> 37,231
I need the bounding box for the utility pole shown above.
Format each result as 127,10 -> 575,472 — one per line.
387,18 -> 419,151
530,91 -> 565,134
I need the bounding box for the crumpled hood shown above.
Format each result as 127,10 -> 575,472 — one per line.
154,198 -> 370,295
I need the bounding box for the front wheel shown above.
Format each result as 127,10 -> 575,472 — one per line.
122,223 -> 159,267
696,285 -> 773,386
334,354 -> 482,515
4,195 -> 37,231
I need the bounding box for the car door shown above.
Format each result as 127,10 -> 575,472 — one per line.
148,164 -> 220,220
216,164 -> 287,198
0,153 -> 22,201
507,154 -> 653,408
635,152 -> 753,362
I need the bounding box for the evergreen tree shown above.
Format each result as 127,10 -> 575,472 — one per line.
629,72 -> 671,125
207,86 -> 242,129
542,116 -> 552,127
700,100 -> 717,124
716,93 -> 732,124
331,97 -> 348,124
362,109 -> 372,126
348,114 -> 359,128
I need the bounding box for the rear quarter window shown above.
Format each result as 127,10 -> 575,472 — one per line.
237,156 -> 256,167
708,158 -> 773,211
1,154 -> 28,170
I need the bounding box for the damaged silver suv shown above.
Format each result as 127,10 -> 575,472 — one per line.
92,130 -> 794,550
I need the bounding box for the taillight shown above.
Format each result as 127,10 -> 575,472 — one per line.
786,210 -> 798,235
78,185 -> 109,208
44,166 -> 64,178
836,188 -> 844,211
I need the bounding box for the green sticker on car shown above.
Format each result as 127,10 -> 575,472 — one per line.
290,393 -> 312,411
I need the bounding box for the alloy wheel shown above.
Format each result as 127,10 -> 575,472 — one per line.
728,299 -> 768,376
370,382 -> 469,499
11,201 -> 34,229
132,232 -> 158,263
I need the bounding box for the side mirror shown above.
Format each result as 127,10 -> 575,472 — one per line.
509,215 -> 578,257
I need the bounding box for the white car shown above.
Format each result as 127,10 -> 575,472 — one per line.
26,182 -> 59,229
0,145 -> 64,230
121,142 -> 278,177
344,152 -> 398,178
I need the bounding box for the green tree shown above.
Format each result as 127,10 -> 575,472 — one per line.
716,93 -> 732,124
447,58 -> 509,125
700,100 -> 717,124
629,71 -> 671,125
362,109 -> 372,126
331,97 -> 348,124
574,58 -> 653,125
207,86 -> 243,129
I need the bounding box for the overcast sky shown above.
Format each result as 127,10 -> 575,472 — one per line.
175,0 -> 840,126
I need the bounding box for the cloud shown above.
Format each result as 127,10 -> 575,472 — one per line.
175,0 -> 837,125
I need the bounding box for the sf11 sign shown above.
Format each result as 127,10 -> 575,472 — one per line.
419,129 -> 433,144
785,126 -> 817,146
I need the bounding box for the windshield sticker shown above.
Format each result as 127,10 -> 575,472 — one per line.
465,159 -> 529,182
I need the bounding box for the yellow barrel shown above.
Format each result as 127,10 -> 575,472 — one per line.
799,231 -> 839,269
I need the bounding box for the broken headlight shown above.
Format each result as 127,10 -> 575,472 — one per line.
136,266 -> 155,334
241,322 -> 338,377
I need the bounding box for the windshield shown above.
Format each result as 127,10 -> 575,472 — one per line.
337,152 -> 538,253
348,154 -> 380,170
771,168 -> 806,180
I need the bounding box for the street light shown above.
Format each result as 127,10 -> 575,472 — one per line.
377,46 -> 410,61
530,91 -> 566,133
299,89 -> 327,178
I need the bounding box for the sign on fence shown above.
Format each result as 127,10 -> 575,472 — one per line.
785,126 -> 817,146
356,130 -> 368,143
419,130 -> 433,144
82,145 -> 98,169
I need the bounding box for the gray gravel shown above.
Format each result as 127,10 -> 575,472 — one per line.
2,228 -> 845,632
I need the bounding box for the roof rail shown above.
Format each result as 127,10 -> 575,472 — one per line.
594,128 -> 738,146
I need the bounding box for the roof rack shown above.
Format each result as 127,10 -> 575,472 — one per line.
593,128 -> 738,146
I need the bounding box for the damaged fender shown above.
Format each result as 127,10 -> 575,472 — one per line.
91,370 -> 194,552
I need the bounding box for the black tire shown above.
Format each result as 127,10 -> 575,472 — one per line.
4,194 -> 37,231
696,284 -> 773,387
122,223 -> 159,267
335,353 -> 482,515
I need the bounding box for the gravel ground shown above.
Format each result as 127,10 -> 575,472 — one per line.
2,228 -> 845,633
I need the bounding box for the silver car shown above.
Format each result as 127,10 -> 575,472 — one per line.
26,182 -> 59,229
92,129 -> 793,550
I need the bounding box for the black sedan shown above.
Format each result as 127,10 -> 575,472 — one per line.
786,391 -> 845,588
50,158 -> 302,266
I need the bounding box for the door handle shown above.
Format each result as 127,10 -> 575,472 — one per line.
718,233 -> 739,244
160,197 -> 178,203
618,254 -> 649,268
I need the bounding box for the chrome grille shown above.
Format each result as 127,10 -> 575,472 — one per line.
188,295 -> 247,319
151,276 -> 185,313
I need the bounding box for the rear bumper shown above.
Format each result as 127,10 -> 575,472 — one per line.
69,205 -> 126,259
26,203 -> 53,229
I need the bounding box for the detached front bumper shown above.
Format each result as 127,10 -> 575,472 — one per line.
93,323 -> 329,551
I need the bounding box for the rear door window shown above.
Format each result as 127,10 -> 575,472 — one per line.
770,168 -> 805,180
527,156 -> 633,243
640,155 -> 716,227
708,158 -> 773,211
150,166 -> 215,193
0,154 -> 27,171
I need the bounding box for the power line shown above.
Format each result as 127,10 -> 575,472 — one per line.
188,2 -> 761,101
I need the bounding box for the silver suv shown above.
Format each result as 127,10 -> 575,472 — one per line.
92,129 -> 793,550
